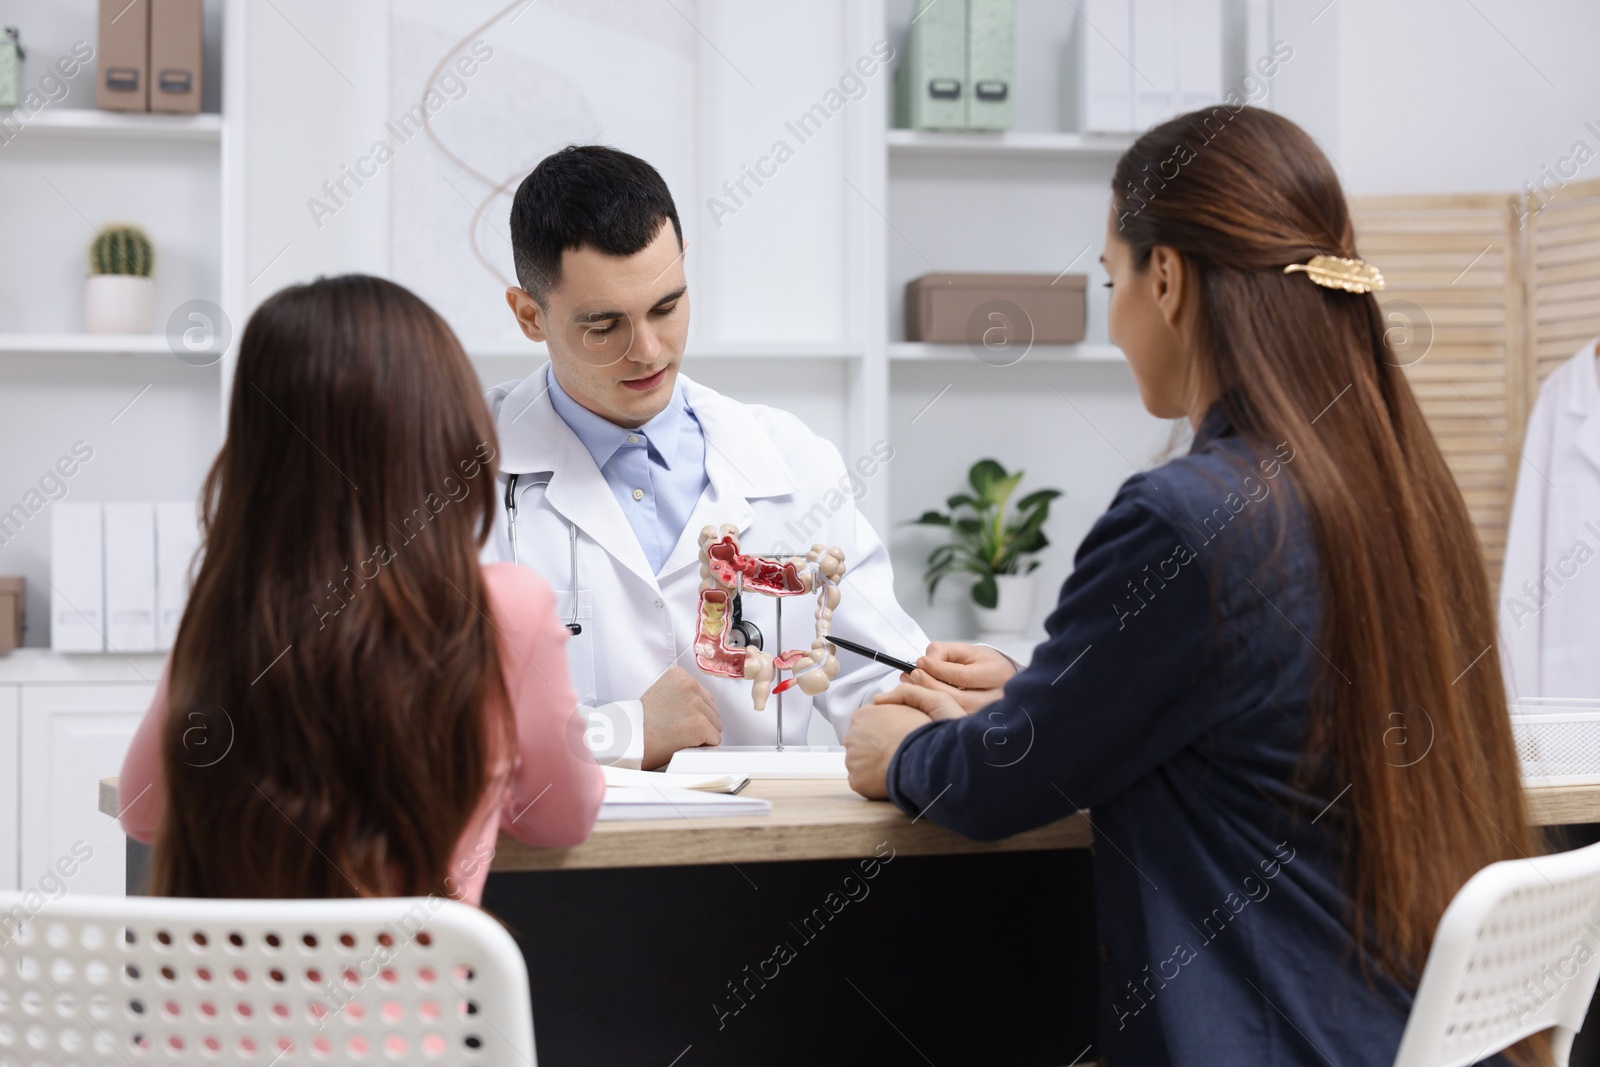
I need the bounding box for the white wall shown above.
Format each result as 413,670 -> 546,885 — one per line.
1277,0 -> 1600,197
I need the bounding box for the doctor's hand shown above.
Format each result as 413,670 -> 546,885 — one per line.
641,668 -> 722,771
844,684 -> 966,799
902,642 -> 1018,714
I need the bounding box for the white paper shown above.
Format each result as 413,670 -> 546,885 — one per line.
104,502 -> 158,653
603,765 -> 749,794
50,502 -> 104,652
665,746 -> 847,780
597,785 -> 772,821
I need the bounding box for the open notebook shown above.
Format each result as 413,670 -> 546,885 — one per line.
601,764 -> 749,794
598,784 -> 771,821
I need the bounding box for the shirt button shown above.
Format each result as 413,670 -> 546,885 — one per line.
631,488 -> 645,501
655,599 -> 664,609
627,434 -> 640,444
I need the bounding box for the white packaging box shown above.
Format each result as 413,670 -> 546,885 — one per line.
50,502 -> 105,651
1080,0 -> 1133,131
156,501 -> 201,649
1177,0 -> 1223,112
1133,0 -> 1177,128
104,502 -> 158,653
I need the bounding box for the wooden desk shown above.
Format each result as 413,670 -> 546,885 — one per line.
99,776 -> 1600,871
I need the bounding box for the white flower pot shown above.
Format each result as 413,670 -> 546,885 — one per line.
85,274 -> 155,334
973,573 -> 1035,641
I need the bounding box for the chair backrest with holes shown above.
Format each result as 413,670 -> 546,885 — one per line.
1392,840 -> 1600,1067
0,893 -> 536,1065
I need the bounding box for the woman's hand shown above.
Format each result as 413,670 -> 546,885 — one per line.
901,642 -> 1019,714
845,684 -> 967,799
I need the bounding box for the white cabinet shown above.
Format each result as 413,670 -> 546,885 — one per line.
19,683 -> 153,898
0,686 -> 17,891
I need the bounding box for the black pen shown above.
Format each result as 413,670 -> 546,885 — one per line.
827,634 -> 918,676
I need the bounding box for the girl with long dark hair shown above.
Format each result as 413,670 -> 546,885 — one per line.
845,108 -> 1544,1064
120,274 -> 603,902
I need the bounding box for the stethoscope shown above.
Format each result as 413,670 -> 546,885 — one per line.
503,471 -> 583,635
501,471 -> 768,651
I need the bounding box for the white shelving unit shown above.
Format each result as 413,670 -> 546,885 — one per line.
0,333 -> 179,356
0,0 -> 244,653
887,128 -> 1136,159
864,0 -> 1264,644
0,1 -> 241,895
889,341 -> 1124,362
9,108 -> 223,141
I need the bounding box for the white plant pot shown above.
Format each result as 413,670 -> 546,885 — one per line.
85,274 -> 155,334
973,573 -> 1035,641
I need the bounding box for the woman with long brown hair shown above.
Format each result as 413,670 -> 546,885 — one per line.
119,274 -> 603,902
845,108 -> 1543,1064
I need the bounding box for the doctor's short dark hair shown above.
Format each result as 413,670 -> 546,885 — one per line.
509,144 -> 683,306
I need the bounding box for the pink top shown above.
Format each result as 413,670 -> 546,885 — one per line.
118,563 -> 605,904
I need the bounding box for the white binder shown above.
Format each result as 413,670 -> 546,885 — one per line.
104,502 -> 158,653
1133,0 -> 1178,128
1177,0 -> 1223,112
1080,0 -> 1133,131
156,501 -> 201,649
50,503 -> 105,651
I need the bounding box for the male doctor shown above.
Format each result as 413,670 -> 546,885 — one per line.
484,145 -> 928,769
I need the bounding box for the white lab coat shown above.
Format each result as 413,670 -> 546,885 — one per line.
482,370 -> 928,767
1499,338 -> 1600,701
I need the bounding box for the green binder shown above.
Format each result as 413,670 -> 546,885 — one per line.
897,0 -> 967,130
0,28 -> 21,109
966,0 -> 1014,130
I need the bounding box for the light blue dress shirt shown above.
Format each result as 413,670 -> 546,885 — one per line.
546,365 -> 709,574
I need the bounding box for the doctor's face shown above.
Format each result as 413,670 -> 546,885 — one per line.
506,221 -> 690,429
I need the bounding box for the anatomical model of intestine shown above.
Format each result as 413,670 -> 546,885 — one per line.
693,524 -> 845,711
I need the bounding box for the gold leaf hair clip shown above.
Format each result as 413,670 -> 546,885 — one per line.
1283,254 -> 1385,294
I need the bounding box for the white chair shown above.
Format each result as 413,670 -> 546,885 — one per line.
1393,839 -> 1600,1066
0,893 -> 536,1064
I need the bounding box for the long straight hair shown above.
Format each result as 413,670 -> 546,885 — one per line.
1113,109 -> 1540,986
153,275 -> 511,899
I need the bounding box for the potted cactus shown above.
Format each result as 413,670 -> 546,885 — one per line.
914,459 -> 1062,641
85,224 -> 155,334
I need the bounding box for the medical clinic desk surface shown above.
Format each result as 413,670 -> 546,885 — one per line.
99,776 -> 1093,868
97,776 -> 1600,866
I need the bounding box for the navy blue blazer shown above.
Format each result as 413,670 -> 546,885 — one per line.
887,404 -> 1488,1066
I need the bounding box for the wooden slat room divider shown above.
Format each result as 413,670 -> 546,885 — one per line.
1349,193 -> 1527,585
1527,177 -> 1600,391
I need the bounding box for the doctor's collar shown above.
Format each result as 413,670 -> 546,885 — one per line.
545,364 -> 692,469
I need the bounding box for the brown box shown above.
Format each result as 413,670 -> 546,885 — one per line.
905,272 -> 1088,346
0,576 -> 24,652
149,0 -> 202,114
97,0 -> 150,111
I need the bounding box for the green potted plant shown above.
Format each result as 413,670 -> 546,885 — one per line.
85,224 -> 155,334
913,459 -> 1061,640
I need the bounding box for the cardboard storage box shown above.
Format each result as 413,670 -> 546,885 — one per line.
97,0 -> 149,111
150,0 -> 203,113
905,272 -> 1087,345
0,576 -> 23,652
